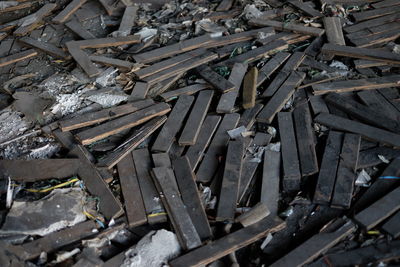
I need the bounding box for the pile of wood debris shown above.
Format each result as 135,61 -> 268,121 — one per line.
0,0 -> 400,266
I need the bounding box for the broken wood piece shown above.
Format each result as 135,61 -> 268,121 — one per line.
152,95 -> 194,152
0,49 -> 37,68
197,65 -> 236,93
159,84 -> 211,102
14,3 -> 57,36
323,17 -> 345,46
117,5 -> 138,36
18,37 -> 70,59
312,75 -> 400,95
185,115 -> 221,171
129,82 -> 149,101
238,103 -> 263,130
65,19 -> 96,39
293,100 -> 318,176
76,102 -> 171,145
261,150 -> 281,215
257,52 -> 291,87
196,113 -> 240,183
249,19 -> 325,37
257,71 -> 306,123
271,220 -> 356,267
0,159 -> 80,182
314,131 -> 343,205
287,0 -> 322,17
217,62 -> 248,113
117,153 -> 147,227
321,43 -> 400,65
172,156 -> 212,241
242,67 -> 258,109
355,186 -> 400,230
315,113 -> 400,148
216,139 -> 244,222
278,112 -> 301,191
66,42 -> 100,77
169,216 -> 286,267
331,133 -> 361,209
179,90 -> 214,146
132,149 -> 167,224
89,55 -> 134,70
152,167 -> 202,250
236,203 -> 270,227
98,0 -> 125,16
98,116 -> 167,169
52,0 -> 87,24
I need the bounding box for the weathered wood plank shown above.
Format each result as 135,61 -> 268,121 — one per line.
152,167 -> 202,250
315,113 -> 400,147
355,186 -> 400,230
261,150 -> 281,215
129,82 -> 149,101
242,67 -> 258,109
179,90 -> 214,145
216,140 -> 244,222
238,103 -> 263,129
382,211 -> 400,238
71,35 -> 141,49
358,146 -> 400,169
323,16 -> 345,46
160,84 -> 211,102
76,102 -> 170,145
331,133 -> 360,209
288,0 -> 322,17
353,5 -> 400,22
278,112 -> 301,191
65,19 -> 95,39
257,71 -> 305,123
312,75 -> 400,95
351,28 -> 400,48
14,3 -> 57,36
117,153 -> 147,227
257,52 -> 291,87
309,95 -> 329,115
53,0 -> 87,24
117,5 -> 138,36
196,113 -> 240,183
152,95 -> 194,152
197,65 -> 236,93
90,55 -> 134,70
314,131 -> 343,205
66,42 -> 99,77
169,216 -> 286,267
344,13 -> 400,33
18,37 -> 70,59
372,0 -> 400,8
249,19 -> 325,36
172,156 -> 212,241
185,115 -> 221,171
0,49 -> 37,68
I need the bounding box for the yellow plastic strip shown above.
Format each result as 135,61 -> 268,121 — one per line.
25,178 -> 79,193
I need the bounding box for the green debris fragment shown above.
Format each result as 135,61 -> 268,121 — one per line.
213,66 -> 231,78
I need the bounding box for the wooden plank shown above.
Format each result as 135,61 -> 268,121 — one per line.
65,19 -> 95,39
0,49 -> 37,68
52,0 -> 87,24
288,0 -> 322,17
89,55 -> 134,70
358,146 -> 400,169
354,59 -> 396,69
185,115 -> 221,171
238,103 -> 263,129
271,221 -> 356,267
372,0 -> 400,8
71,35 -> 141,49
278,112 -> 301,191
98,0 -> 124,16
18,37 -> 70,59
321,43 -> 400,64
117,5 -> 138,36
169,216 -> 286,267
196,113 -> 240,183
261,150 -> 281,215
314,131 -> 343,205
331,133 -> 361,209
152,167 -> 202,250
179,90 -> 214,145
355,186 -> 400,230
353,5 -> 400,22
216,0 -> 233,11
315,113 -> 400,147
216,140 -> 244,222
323,16 -> 345,46
382,211 -> 400,238
325,93 -> 400,133
129,82 -> 149,101
236,203 -> 270,227
20,220 -> 98,260
132,149 -> 167,224
312,75 -> 400,95
97,116 -> 167,169
59,99 -> 154,131
197,65 -> 236,93
217,62 -> 248,113
344,13 -> 400,33
144,51 -> 217,85
346,21 -> 400,40
242,67 -> 258,109
249,19 -> 325,36
117,153 -> 147,227
257,52 -> 291,87
293,101 -> 318,176
0,2 -> 32,14
262,52 -> 305,98
152,95 -> 194,152
172,156 -> 212,241
0,159 -> 80,182
309,95 -> 329,115
304,36 -> 324,57
133,34 -> 213,64
76,102 -> 170,145
66,42 -> 99,77
351,28 -> 400,48
14,3 -> 57,36
160,84 -> 211,102
257,71 -> 305,123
